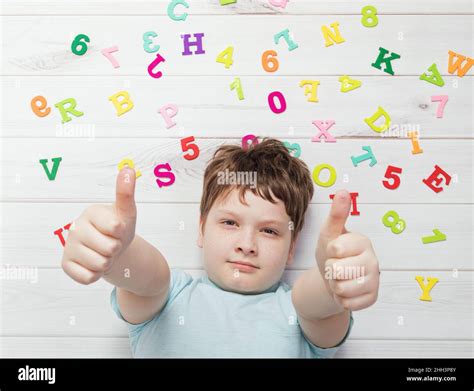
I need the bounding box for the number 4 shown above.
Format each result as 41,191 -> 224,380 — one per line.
216,46 -> 234,69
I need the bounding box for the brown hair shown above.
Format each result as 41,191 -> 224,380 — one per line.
200,138 -> 314,241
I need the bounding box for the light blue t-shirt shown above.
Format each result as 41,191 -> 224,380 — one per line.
110,268 -> 354,358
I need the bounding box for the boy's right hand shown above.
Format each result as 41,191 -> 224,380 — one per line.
61,167 -> 137,285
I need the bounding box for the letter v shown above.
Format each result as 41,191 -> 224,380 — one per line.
39,157 -> 62,181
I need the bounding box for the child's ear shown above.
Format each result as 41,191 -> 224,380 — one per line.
197,216 -> 204,248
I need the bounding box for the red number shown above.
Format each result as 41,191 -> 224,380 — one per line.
181,136 -> 200,161
383,165 -> 402,190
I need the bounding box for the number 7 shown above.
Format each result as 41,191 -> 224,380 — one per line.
431,95 -> 448,118
101,46 -> 120,68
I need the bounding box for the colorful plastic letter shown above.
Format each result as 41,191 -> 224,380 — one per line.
54,98 -> 84,123
339,75 -> 362,92
101,46 -> 120,68
108,91 -> 134,116
274,29 -> 298,51
168,0 -> 189,21
118,159 -> 142,178
447,51 -> 473,77
408,131 -> 423,154
420,63 -> 445,87
159,103 -> 178,128
147,52 -> 166,79
299,80 -> 320,102
143,31 -> 160,53
312,164 -> 337,187
242,134 -> 258,150
39,157 -> 62,181
351,146 -> 377,167
321,22 -> 345,47
154,163 -> 176,188
330,192 -> 360,215
182,33 -> 205,55
371,47 -> 401,75
311,120 -> 336,143
415,276 -> 439,301
364,106 -> 391,133
422,165 -> 451,193
422,229 -> 447,244
283,141 -> 301,158
31,95 -> 51,117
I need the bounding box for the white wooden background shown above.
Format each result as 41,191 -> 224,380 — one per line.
0,0 -> 473,358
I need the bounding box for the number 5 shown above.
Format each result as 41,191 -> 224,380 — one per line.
383,165 -> 402,190
181,136 -> 200,161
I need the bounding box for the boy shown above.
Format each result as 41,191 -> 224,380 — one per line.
61,138 -> 380,357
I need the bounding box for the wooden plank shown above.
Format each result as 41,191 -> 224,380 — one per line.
2,15 -> 473,75
2,1 -> 472,15
0,270 -> 472,340
1,203 -> 472,270
2,76 -> 471,138
2,138 -> 471,203
0,337 -> 472,358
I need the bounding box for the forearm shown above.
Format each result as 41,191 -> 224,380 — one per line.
292,266 -> 345,320
103,234 -> 170,297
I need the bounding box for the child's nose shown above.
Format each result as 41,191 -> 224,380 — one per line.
235,229 -> 257,255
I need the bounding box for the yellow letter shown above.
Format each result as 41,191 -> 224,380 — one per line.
109,91 -> 134,116
415,276 -> 439,301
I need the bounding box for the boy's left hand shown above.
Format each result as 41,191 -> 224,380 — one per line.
316,190 -> 380,311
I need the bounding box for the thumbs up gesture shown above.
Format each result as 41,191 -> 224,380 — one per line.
61,167 -> 137,285
316,190 -> 380,311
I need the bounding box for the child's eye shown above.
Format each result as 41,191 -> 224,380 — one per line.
222,220 -> 237,226
262,228 -> 278,236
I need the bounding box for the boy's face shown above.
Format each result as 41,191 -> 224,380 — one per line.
197,188 -> 296,294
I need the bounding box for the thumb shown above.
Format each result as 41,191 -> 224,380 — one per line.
320,190 -> 351,241
115,166 -> 137,222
